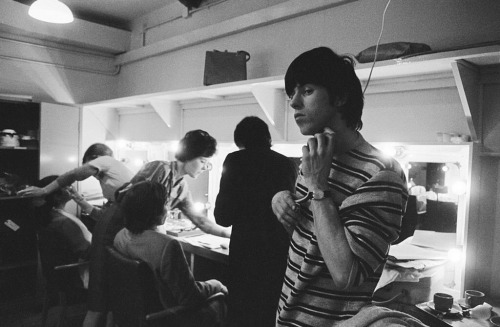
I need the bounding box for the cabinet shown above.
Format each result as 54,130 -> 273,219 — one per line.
0,99 -> 40,302
0,100 -> 80,303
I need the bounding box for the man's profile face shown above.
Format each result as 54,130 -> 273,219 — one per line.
289,84 -> 336,136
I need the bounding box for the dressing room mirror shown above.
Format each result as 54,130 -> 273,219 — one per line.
373,143 -> 472,243
407,161 -> 462,234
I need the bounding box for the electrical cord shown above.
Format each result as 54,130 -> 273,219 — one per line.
362,0 -> 392,95
372,289 -> 408,306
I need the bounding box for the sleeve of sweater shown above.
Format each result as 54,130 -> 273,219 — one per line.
160,239 -> 224,306
340,169 -> 407,286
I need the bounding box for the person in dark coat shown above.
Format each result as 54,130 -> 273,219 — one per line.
214,116 -> 298,327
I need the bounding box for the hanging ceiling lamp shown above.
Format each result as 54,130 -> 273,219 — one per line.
28,0 -> 74,24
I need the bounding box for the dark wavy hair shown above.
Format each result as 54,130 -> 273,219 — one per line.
284,46 -> 364,131
82,143 -> 113,164
122,181 -> 168,234
175,130 -> 217,162
234,116 -> 272,149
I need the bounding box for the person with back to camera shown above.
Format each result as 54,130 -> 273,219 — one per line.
114,180 -> 228,327
271,47 -> 408,326
214,116 -> 297,327
34,175 -> 92,288
18,143 -> 134,222
82,129 -> 230,327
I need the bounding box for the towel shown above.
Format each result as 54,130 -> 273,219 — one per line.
337,305 -> 429,327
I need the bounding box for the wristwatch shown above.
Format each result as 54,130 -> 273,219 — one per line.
311,189 -> 332,200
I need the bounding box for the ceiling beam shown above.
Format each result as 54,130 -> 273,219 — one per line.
149,99 -> 182,136
451,60 -> 481,142
116,0 -> 357,65
0,1 -> 130,54
251,85 -> 286,139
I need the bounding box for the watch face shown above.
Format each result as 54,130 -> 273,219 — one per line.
312,190 -> 331,200
312,190 -> 325,200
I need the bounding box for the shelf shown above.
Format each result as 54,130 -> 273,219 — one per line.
0,195 -> 36,201
84,44 -> 500,110
0,260 -> 38,272
82,45 -> 500,144
0,146 -> 38,151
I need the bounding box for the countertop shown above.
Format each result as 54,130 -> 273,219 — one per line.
176,233 -> 229,265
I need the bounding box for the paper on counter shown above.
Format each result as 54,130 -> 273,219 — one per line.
376,259 -> 446,291
386,258 -> 446,270
411,230 -> 457,251
389,241 -> 448,261
375,268 -> 400,291
184,234 -> 227,249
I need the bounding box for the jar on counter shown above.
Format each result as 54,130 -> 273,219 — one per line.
0,129 -> 20,147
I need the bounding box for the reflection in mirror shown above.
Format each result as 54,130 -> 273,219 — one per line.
406,162 -> 462,235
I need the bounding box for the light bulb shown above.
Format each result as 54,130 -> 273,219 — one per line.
447,248 -> 462,263
193,202 -> 205,212
451,180 -> 467,195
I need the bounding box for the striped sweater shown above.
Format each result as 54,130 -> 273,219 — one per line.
276,140 -> 408,327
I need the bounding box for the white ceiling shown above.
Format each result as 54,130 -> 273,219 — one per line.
13,0 -> 179,30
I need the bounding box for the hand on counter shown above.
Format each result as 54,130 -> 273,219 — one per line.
17,185 -> 46,198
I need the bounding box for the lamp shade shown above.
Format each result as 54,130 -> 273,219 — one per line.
28,0 -> 74,24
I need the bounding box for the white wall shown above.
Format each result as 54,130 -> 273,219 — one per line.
115,0 -> 500,98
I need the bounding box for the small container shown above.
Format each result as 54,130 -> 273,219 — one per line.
464,290 -> 485,308
442,133 -> 452,143
450,135 -> 462,144
0,129 -> 20,147
19,135 -> 39,148
490,316 -> 500,327
434,293 -> 453,312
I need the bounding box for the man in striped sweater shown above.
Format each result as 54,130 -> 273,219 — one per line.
271,47 -> 408,326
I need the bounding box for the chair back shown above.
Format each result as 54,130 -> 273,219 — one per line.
105,245 -> 163,327
37,228 -> 84,292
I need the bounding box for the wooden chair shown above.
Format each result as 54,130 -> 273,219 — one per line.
37,228 -> 88,327
105,245 -> 225,327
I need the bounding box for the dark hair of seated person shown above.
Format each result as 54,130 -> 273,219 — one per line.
121,181 -> 168,234
35,175 -> 67,227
